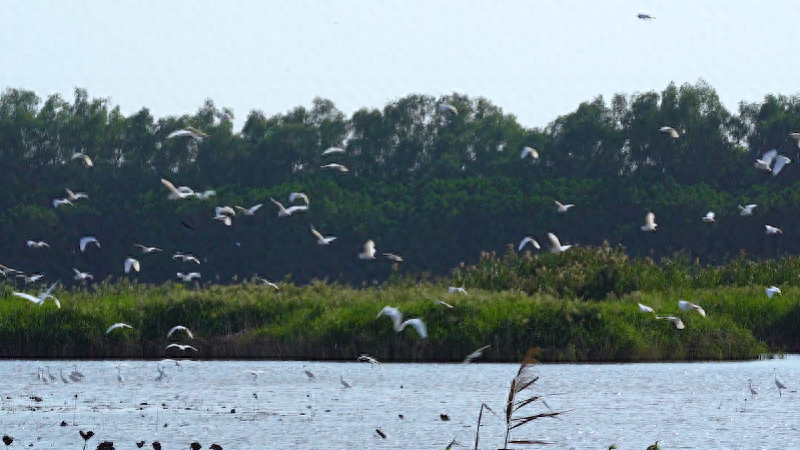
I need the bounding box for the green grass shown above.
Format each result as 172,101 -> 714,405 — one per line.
0,279 -> 792,361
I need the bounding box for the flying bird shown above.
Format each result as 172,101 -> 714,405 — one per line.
106,323 -> 133,334
65,188 -> 88,201
212,214 -> 232,226
376,306 -> 427,338
383,253 -> 403,262
548,232 -> 572,253
638,303 -> 655,314
765,225 -> 782,235
310,226 -> 337,245
165,343 -> 199,352
194,190 -> 217,200
554,200 -> 574,213
433,298 -> 454,308
255,277 -> 279,289
766,286 -> 781,298
167,127 -> 208,140
160,178 -> 195,200
269,198 -> 309,217
52,198 -> 73,208
463,345 -> 490,364
26,240 -> 50,249
177,272 -> 201,282
73,268 -> 93,281
754,149 -> 791,175
518,237 -> 540,251
637,13 -> 656,20
660,126 -> 679,138
79,236 -> 100,252
790,132 -> 800,147
655,316 -> 685,330
214,206 -> 236,217
167,326 -> 194,339
702,212 -> 715,223
124,257 -> 140,274
448,287 -> 467,294
358,355 -> 380,365
235,204 -> 263,216
12,282 -> 60,308
17,273 -> 44,284
72,152 -> 93,167
641,212 -> 658,232
359,240 -> 376,259
289,192 -> 309,204
678,300 -> 706,317
439,103 -> 458,115
322,147 -> 345,155
520,146 -> 539,159
321,163 -> 349,172
173,253 -> 201,264
134,244 -> 162,254
738,204 -> 757,216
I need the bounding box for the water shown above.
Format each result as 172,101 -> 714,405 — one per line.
3,357 -> 800,449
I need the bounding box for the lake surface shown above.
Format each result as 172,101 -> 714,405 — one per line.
2,357 -> 799,449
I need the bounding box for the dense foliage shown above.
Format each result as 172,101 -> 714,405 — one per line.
3,80 -> 800,288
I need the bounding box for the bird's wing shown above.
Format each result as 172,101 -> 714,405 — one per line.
249,203 -> 263,213
547,233 -> 561,249
364,240 -> 375,256
401,318 -> 428,339
554,200 -> 564,209
13,292 -> 42,304
310,227 -> 325,241
160,178 -> 183,197
518,238 -> 530,251
645,212 -> 656,228
773,156 -> 791,175
270,197 -> 286,212
762,149 -> 778,165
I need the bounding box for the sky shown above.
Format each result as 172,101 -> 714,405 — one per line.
2,1 -> 799,130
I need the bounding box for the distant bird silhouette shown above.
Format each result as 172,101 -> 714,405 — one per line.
2,435 -> 12,446
210,445 -> 223,450
775,368 -> 787,396
79,430 -> 94,450
191,443 -> 202,450
375,429 -> 387,439
152,442 -> 161,450
340,375 -> 352,388
136,441 -> 145,448
96,442 -> 114,450
749,380 -> 757,399
440,413 -> 450,421
637,13 -> 655,20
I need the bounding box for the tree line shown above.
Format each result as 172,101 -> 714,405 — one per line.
2,80 -> 800,288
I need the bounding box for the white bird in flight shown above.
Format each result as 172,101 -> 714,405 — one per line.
270,197 -> 309,217
13,281 -> 60,307
678,300 -> 706,317
754,149 -> 792,176
790,132 -> 800,147
72,152 -> 93,167
65,188 -> 88,201
738,204 -> 757,216
322,147 -> 345,155
376,306 -> 428,338
160,178 -> 195,200
659,126 -> 679,138
215,206 -> 236,217
310,226 -> 337,245
765,225 -> 782,235
520,146 -> 539,159
518,237 -> 540,251
26,240 -> 50,249
52,198 -> 73,208
124,257 -> 140,274
106,323 -> 133,334
641,212 -> 658,232
766,286 -> 781,298
439,103 -> 458,115
256,277 -> 279,289
135,244 -> 162,254
321,163 -> 349,172
177,272 -> 201,282
194,190 -> 217,200
165,343 -> 198,352
235,204 -> 263,216
448,287 -> 467,294
167,325 -> 194,339
17,273 -> 44,284
554,200 -> 574,213
359,240 -> 376,259
358,354 -> 380,365
638,303 -> 655,314
463,345 -> 490,364
548,232 -> 572,253
173,253 -> 201,264
167,127 -> 208,140
655,316 -> 685,330
383,253 -> 403,262
73,268 -> 93,281
213,214 -> 232,226
431,297 -> 454,308
702,212 -> 715,223
79,236 -> 100,252
289,192 -> 309,204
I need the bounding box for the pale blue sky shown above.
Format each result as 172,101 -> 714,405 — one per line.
2,1 -> 798,129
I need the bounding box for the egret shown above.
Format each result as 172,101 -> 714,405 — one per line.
448,287 -> 467,294
754,149 -> 790,175
520,146 -> 539,159
660,126 -> 679,138
641,212 -> 658,232
383,253 -> 403,262
12,290 -> 51,306
548,232 -> 573,253
638,13 -> 655,20
738,204 -> 757,216
26,240 -> 49,249
359,240 -> 376,259
638,303 -> 655,314
134,244 -> 162,254
774,368 -> 787,396
65,188 -> 88,201
340,375 -> 352,388
400,318 -> 427,338
106,323 -> 133,334
73,268 -> 93,281
655,316 -> 685,330
116,366 -> 124,385
439,103 -> 458,115
72,152 -> 93,167
772,154 -> 792,176
53,198 -> 73,208
766,286 -> 781,298
310,226 -> 337,245
212,214 -> 232,226
358,355 -> 380,365
155,364 -> 167,382
518,237 -> 541,251
432,298 -> 454,308
167,325 -> 194,339
17,273 -> 44,284
235,204 -> 262,216
165,343 -> 198,352
173,253 -> 201,264
377,307 -> 427,338
554,200 -> 574,213
322,147 -> 345,155
321,163 -> 349,172
463,345 -> 490,364
79,236 -> 100,252
678,300 -> 706,317
177,272 -> 201,282
749,380 -> 758,398
256,277 -> 279,289
167,127 -> 208,140
289,192 -> 309,204
791,132 -> 800,147
195,189 -> 217,200
269,197 -> 308,217
702,212 -> 715,223
124,257 -> 140,274
160,178 -> 195,200
765,225 -> 782,235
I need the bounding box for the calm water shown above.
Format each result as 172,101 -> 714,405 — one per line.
2,357 -> 800,449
